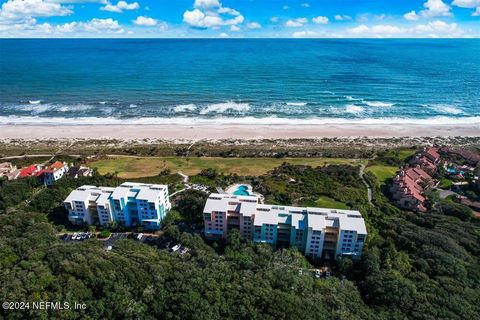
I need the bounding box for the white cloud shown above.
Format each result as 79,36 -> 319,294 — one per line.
403,0 -> 452,22
357,14 -> 369,22
452,0 -> 480,15
371,25 -> 405,34
247,22 -> 261,29
230,25 -> 240,31
404,10 -> 420,21
270,16 -> 279,23
301,3 -> 310,8
101,1 -> 139,13
348,24 -> 406,36
292,30 -> 317,38
183,0 -> 244,28
285,17 -> 307,27
420,0 -> 452,17
347,24 -> 369,34
451,0 -> 480,8
346,20 -> 469,38
133,16 -> 157,26
0,0 -> 72,20
334,14 -> 352,21
312,16 -> 328,24
283,5 -> 289,10
217,7 -> 240,16
415,20 -> 464,36
47,0 -> 103,3
194,0 -> 219,9
218,32 -> 229,38
82,18 -> 124,33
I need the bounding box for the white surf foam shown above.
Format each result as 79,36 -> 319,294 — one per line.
364,101 -> 394,107
2,115 -> 478,126
431,104 -> 463,115
174,104 -> 196,112
28,100 -> 41,104
286,102 -> 307,106
56,104 -> 95,112
345,104 -> 365,114
345,96 -> 362,101
199,102 -> 250,115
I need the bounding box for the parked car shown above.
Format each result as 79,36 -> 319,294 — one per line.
72,233 -> 78,240
313,269 -> 321,278
169,244 -> 181,253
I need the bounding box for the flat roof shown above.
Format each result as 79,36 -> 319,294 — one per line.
204,193 -> 367,234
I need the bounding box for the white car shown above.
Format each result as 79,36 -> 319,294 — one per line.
72,233 -> 78,240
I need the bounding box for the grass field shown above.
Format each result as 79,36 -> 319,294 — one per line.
397,148 -> 417,161
365,164 -> 399,185
90,156 -> 364,178
315,196 -> 349,209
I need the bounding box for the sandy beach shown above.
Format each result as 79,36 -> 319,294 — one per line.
0,123 -> 478,140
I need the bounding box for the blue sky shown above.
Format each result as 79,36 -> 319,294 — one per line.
0,0 -> 479,37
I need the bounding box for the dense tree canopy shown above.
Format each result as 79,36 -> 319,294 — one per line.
0,163 -> 479,319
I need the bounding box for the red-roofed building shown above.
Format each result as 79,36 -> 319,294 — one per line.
390,166 -> 434,212
409,147 -> 441,175
18,164 -> 41,178
423,147 -> 441,164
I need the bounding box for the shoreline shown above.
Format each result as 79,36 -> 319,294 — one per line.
0,123 -> 479,140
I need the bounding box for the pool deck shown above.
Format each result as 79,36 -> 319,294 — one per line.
225,183 -> 265,203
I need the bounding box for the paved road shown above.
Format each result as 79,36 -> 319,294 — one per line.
437,188 -> 459,199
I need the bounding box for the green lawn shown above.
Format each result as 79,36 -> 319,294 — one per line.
438,178 -> 454,189
90,156 -> 364,178
365,164 -> 398,185
396,148 -> 417,161
315,196 -> 349,209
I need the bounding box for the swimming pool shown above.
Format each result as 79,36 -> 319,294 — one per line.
447,167 -> 465,175
233,185 -> 250,196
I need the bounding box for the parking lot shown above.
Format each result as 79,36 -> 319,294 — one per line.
59,232 -> 189,255
61,232 -> 94,242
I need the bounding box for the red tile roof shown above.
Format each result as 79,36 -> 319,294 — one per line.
49,161 -> 65,171
18,165 -> 39,178
424,147 -> 440,162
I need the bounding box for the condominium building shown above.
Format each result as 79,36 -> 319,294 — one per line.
203,193 -> 367,260
64,182 -> 171,230
390,166 -> 434,212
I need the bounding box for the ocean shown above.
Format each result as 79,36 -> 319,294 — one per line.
0,39 -> 479,126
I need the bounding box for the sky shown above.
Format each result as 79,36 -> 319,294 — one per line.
0,0 -> 479,38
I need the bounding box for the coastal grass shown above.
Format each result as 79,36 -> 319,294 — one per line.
365,164 -> 398,185
90,156 -> 364,178
315,196 -> 349,209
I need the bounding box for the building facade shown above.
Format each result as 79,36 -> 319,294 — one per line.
64,182 -> 171,230
390,166 -> 434,212
203,193 -> 367,260
40,161 -> 69,186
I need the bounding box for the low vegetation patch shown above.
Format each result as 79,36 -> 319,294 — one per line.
90,156 -> 363,177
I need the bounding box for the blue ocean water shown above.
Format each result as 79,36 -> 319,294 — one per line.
0,39 -> 479,125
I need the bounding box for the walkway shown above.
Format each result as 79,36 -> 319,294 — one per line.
178,172 -> 189,183
359,164 -> 374,207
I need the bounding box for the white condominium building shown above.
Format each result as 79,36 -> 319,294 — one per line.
203,193 -> 367,260
64,182 -> 171,230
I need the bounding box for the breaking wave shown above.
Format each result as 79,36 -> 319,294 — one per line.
199,102 -> 250,115
1,115 -> 479,126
